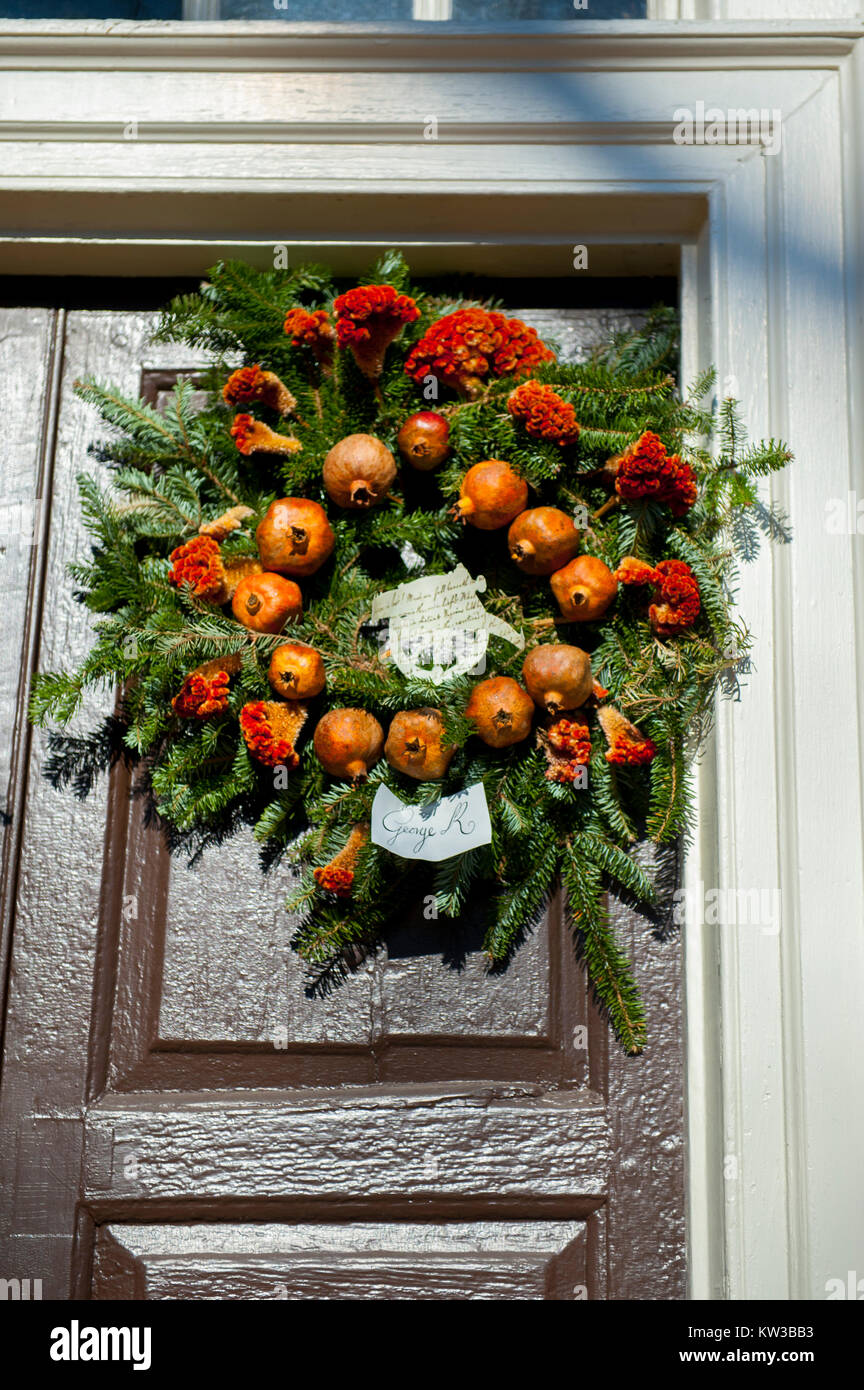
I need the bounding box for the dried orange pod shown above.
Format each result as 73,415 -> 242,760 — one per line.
313,823 -> 370,898
239,700 -> 309,768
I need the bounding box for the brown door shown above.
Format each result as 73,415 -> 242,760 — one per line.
0,300 -> 685,1302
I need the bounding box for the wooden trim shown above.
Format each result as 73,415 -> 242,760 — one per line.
0,20 -> 861,1301
0,22 -> 860,70
0,310 -> 65,1078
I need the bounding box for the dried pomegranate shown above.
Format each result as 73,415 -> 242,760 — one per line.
465,677 -> 534,748
256,498 -> 335,578
385,708 -> 455,780
508,507 -> 581,577
522,644 -> 593,715
550,555 -> 617,622
451,460 -> 528,530
322,434 -> 397,509
313,708 -> 385,781
231,572 -> 302,633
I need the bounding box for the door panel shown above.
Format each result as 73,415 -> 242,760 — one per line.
0,303 -> 685,1302
92,1222 -> 588,1302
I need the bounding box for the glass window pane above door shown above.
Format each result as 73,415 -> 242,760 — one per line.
216,0 -> 646,14
0,1 -> 180,14
0,1 -> 647,17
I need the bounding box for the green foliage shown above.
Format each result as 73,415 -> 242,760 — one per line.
30,253 -> 792,1053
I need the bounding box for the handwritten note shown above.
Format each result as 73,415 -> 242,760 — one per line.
370,783 -> 492,862
369,565 -> 524,684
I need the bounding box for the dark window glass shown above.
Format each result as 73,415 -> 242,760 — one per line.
222,1 -> 645,13
223,1 -> 413,15
0,0 -> 646,18
0,2 -> 181,14
450,1 -> 645,14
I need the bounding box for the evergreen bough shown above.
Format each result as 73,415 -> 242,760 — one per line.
30,254 -> 792,1054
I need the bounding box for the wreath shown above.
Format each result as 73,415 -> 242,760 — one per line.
31,254 -> 792,1053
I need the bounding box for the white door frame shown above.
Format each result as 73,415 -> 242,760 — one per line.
1,19 -> 862,1301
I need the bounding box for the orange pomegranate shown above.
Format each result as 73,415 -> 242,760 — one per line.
385,708 -> 455,780
508,507 -> 581,577
267,642 -> 326,700
465,677 -> 534,748
396,411 -> 451,472
256,498 -> 335,578
231,572 -> 302,634
313,708 -> 385,781
522,644 -> 593,715
550,555 -> 617,622
451,460 -> 528,530
322,434 -> 397,509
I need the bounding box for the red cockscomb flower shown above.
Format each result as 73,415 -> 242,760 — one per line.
649,559 -> 701,637
168,535 -> 225,599
507,380 -> 581,447
333,284 -> 420,380
222,365 -> 296,415
313,822 -> 369,898
492,314 -> 556,380
172,655 -> 242,719
597,705 -> 656,766
239,701 -> 308,769
547,718 -> 592,762
404,308 -> 555,397
172,670 -> 231,719
543,718 -> 591,783
612,430 -> 697,517
614,554 -> 700,637
283,308 -> 336,370
614,556 -> 659,587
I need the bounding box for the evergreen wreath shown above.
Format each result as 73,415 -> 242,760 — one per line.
30,253 -> 792,1054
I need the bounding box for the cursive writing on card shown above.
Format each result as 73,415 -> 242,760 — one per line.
370,783 -> 493,862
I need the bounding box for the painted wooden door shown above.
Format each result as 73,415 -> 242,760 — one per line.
0,303 -> 685,1301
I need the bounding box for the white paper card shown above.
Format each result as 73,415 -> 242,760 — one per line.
370,782 -> 493,862
369,564 -> 523,684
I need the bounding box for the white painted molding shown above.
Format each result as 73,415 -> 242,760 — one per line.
0,21 -> 862,1303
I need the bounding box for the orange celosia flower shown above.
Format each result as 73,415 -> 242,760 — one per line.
198,504 -> 255,542
229,413 -> 302,456
239,701 -> 308,769
649,559 -> 701,637
507,380 -> 581,447
614,554 -> 700,637
333,284 -> 420,380
614,556 -> 659,587
543,717 -> 591,783
597,705 -> 656,766
405,308 -> 555,396
547,718 -> 592,761
222,365 -> 296,416
172,671 -> 231,719
283,308 -> 336,370
313,823 -> 369,898
612,430 -> 697,517
168,535 -> 225,599
172,654 -> 242,719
